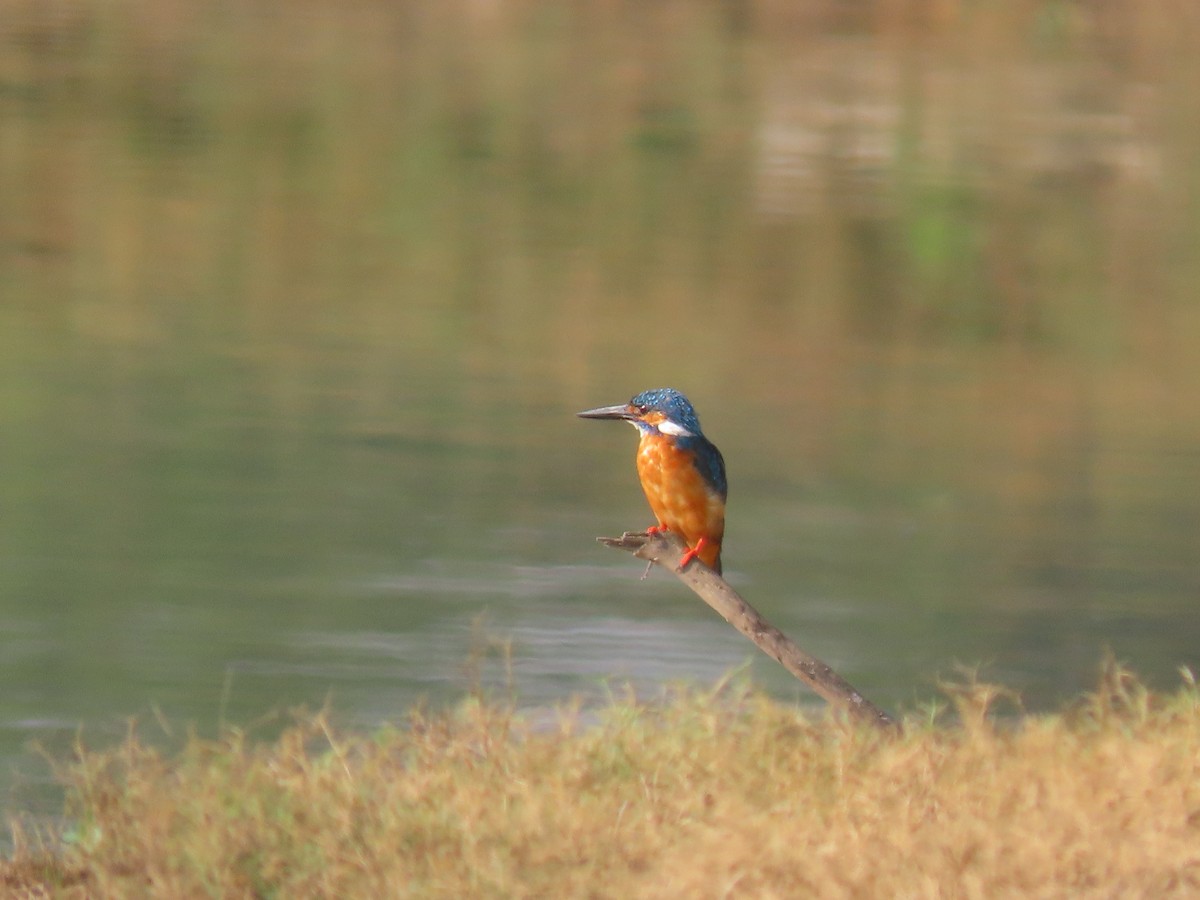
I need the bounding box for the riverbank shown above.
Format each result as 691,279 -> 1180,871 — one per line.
4,664 -> 1198,897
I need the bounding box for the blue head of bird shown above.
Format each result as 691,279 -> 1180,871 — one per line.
576,387 -> 703,437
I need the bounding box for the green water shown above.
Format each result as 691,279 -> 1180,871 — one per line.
3,2 -> 1200,826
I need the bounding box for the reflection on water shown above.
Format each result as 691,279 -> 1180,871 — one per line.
3,0 -> 1200,830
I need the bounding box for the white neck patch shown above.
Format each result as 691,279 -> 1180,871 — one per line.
657,419 -> 694,438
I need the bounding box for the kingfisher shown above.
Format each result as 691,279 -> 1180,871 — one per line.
578,388 -> 727,574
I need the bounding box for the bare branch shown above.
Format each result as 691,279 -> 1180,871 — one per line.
598,531 -> 898,731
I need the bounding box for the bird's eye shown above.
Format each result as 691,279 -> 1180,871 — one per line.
635,404 -> 649,415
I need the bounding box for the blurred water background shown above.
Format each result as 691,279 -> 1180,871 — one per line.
3,0 -> 1199,827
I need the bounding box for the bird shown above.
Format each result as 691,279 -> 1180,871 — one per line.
577,387 -> 727,574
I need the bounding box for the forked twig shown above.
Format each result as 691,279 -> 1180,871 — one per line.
598,530 -> 898,730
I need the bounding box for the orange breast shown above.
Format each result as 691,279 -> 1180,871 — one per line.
635,434 -> 725,569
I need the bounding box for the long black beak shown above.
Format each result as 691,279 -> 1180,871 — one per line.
577,403 -> 636,421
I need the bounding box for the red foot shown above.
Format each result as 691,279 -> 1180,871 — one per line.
645,524 -> 667,535
679,537 -> 710,569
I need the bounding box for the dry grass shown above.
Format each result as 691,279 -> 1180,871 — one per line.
4,664 -> 1200,898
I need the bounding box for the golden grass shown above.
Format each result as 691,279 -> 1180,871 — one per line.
5,664 -> 1200,898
